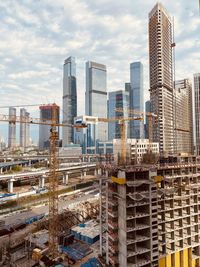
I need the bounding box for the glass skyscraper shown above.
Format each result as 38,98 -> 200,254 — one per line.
85,61 -> 107,141
108,90 -> 130,140
129,61 -> 144,139
62,56 -> 77,146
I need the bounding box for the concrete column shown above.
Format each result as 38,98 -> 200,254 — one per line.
98,168 -> 102,175
39,175 -> 45,188
84,170 -> 87,177
0,168 -> 3,174
62,172 -> 69,185
105,170 -> 109,177
28,160 -> 31,167
94,169 -> 97,176
8,178 -> 15,193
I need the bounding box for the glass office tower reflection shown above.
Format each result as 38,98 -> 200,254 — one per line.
108,90 -> 130,140
62,56 -> 77,146
130,62 -> 144,139
85,61 -> 107,141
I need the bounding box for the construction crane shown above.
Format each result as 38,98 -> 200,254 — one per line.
0,104 -> 86,258
115,108 -> 157,152
85,115 -> 143,165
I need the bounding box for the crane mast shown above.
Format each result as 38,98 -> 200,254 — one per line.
48,105 -> 59,257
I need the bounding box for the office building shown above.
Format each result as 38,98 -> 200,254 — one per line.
194,73 -> 200,155
85,61 -> 108,141
108,90 -> 129,140
174,79 -> 193,154
8,107 -> 16,149
62,56 -> 77,146
74,115 -> 99,154
145,100 -> 151,138
129,62 -> 144,139
39,104 -> 59,149
20,108 -> 30,149
99,155 -> 200,267
149,3 -> 174,155
113,138 -> 159,164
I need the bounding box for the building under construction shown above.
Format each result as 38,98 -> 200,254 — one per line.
99,155 -> 200,267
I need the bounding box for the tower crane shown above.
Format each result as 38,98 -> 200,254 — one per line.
85,115 -> 143,165
115,108 -> 158,153
0,104 -> 86,258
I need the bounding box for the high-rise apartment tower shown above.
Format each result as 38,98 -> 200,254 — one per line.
149,3 -> 174,155
194,73 -> 200,155
62,56 -> 77,146
20,108 -> 30,149
174,79 -> 193,154
8,107 -> 16,149
85,61 -> 108,141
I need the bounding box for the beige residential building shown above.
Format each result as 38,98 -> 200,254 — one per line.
174,79 -> 193,155
194,73 -> 200,155
149,3 -> 174,155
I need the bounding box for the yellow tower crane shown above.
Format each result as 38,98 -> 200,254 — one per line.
85,115 -> 143,165
115,108 -> 158,153
0,104 -> 86,258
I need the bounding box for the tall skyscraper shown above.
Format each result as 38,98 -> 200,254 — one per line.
62,56 -> 77,146
194,73 -> 200,155
108,90 -> 129,140
174,79 -> 193,154
20,108 -> 30,149
8,107 -> 16,149
39,104 -> 59,150
129,62 -> 144,139
149,3 -> 174,154
85,61 -> 108,141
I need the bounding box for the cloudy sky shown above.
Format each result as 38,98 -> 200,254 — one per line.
0,0 -> 199,144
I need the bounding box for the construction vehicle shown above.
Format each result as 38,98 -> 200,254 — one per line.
85,115 -> 143,165
0,103 -> 86,258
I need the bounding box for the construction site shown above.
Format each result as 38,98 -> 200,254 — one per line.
99,155 -> 200,267
0,105 -> 200,267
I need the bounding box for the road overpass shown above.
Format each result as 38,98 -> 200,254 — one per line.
0,163 -> 100,193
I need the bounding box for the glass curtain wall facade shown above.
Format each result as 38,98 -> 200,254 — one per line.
74,115 -> 98,154
108,90 -> 130,140
130,62 -> 144,139
85,61 -> 107,141
194,73 -> 200,155
62,56 -> 77,146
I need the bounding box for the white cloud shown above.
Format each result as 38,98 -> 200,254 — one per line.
0,0 -> 199,143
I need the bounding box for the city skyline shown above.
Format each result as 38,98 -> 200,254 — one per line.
0,0 -> 199,143
0,1 -> 199,109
